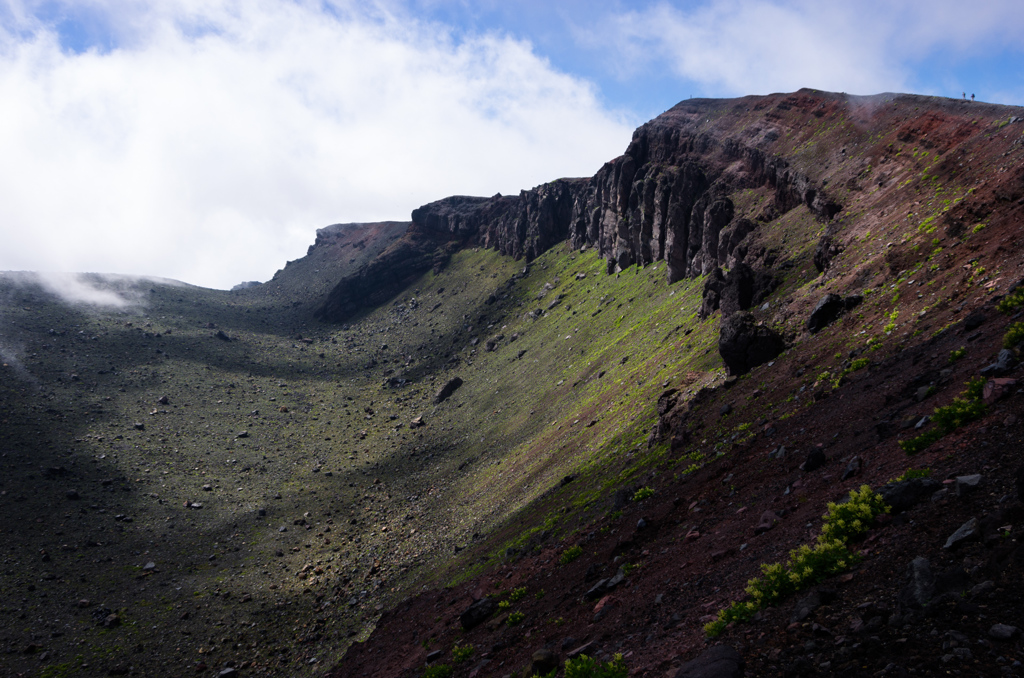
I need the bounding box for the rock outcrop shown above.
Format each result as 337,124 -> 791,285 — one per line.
718,311 -> 785,376
315,91 -> 846,323
699,262 -> 776,319
806,293 -> 864,333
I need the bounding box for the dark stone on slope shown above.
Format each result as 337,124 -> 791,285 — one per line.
813,228 -> 843,272
980,349 -> 1017,375
841,455 -> 862,480
531,649 -> 558,675
460,597 -> 496,630
807,293 -> 863,333
434,377 -> 464,404
802,449 -> 826,472
879,478 -> 942,513
718,312 -> 785,376
699,263 -> 777,319
673,644 -> 744,678
963,311 -> 987,331
899,556 -> 935,608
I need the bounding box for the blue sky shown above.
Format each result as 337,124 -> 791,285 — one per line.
2,0 -> 1023,289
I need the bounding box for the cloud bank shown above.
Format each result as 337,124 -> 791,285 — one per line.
0,1 -> 636,289
583,0 -> 1024,99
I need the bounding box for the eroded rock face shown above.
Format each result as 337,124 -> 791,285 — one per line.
316,95 -> 843,323
700,263 -> 777,319
718,311 -> 785,376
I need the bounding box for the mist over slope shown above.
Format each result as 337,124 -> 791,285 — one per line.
3,89 -> 1024,678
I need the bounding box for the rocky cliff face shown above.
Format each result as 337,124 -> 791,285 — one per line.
317,90 -> 969,323
570,111 -> 841,281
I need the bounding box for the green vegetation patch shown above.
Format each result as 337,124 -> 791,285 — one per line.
705,486 -> 889,636
898,378 -> 987,454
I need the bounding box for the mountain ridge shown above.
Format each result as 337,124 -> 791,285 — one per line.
2,89 -> 1024,678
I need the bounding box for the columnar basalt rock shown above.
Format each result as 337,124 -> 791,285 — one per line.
316,92 -> 846,323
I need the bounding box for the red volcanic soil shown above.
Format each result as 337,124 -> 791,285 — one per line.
331,312 -> 1024,678
330,91 -> 1024,677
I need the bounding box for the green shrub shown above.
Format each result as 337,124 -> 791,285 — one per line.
705,486 -> 888,637
559,545 -> 583,565
563,653 -> 628,678
898,428 -> 943,454
898,378 -> 987,454
452,644 -> 474,663
507,586 -> 527,602
949,346 -> 967,362
997,288 -> 1024,314
819,485 -> 889,544
506,611 -> 525,626
497,599 -> 511,611
893,467 -> 931,482
424,664 -> 453,678
1003,321 -> 1024,348
632,486 -> 654,502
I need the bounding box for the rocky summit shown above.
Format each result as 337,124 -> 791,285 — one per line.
3,89 -> 1024,678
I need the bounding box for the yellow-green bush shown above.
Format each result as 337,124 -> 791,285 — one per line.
705,486 -> 888,637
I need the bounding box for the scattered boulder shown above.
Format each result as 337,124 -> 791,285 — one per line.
807,293 -> 863,334
879,478 -> 942,513
899,556 -> 935,608
531,649 -> 558,675
980,350 -> 1017,376
955,474 -> 982,497
963,311 -> 987,331
943,517 -> 980,550
459,597 -> 496,630
990,624 -> 1020,640
790,589 -> 836,623
434,377 -> 464,404
673,644 -> 744,678
214,330 -> 231,341
585,566 -> 627,600
755,511 -> 779,535
841,456 -> 862,481
983,377 -> 1017,403
718,312 -> 785,376
802,449 -> 826,472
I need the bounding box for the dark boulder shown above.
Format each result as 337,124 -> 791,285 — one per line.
813,229 -> 843,273
807,293 -> 863,333
718,312 -> 785,376
802,449 -> 826,472
879,478 -> 941,514
674,644 -> 744,678
531,649 -> 559,676
899,556 -> 935,609
459,597 -> 496,631
963,311 -> 987,331
980,349 -> 1017,376
433,377 -> 464,404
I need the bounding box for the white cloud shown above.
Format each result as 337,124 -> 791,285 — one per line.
587,0 -> 1024,98
0,0 -> 635,289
